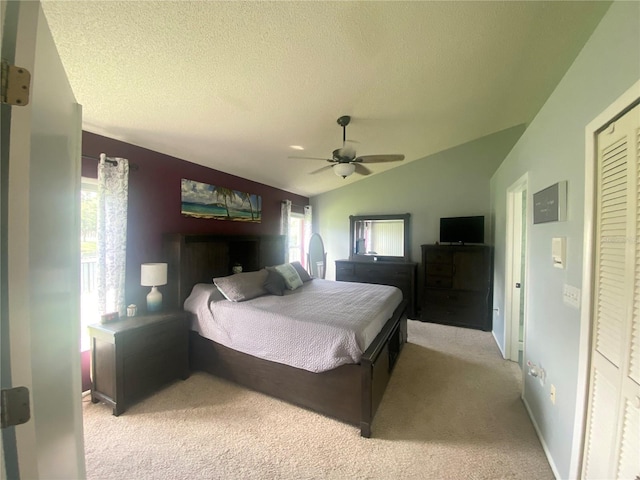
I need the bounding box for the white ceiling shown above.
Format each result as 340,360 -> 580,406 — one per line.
42,1 -> 609,197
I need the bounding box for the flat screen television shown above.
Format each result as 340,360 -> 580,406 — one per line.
440,216 -> 484,244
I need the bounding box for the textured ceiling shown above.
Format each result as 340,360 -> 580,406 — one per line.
41,1 -> 609,197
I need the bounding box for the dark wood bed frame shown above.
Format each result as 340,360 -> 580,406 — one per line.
163,233 -> 407,437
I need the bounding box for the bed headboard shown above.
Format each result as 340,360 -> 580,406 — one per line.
162,233 -> 286,309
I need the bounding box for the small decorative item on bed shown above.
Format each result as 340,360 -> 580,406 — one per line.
181,178 -> 262,223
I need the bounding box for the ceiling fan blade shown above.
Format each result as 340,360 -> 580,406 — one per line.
288,155 -> 333,161
355,154 -> 405,163
309,164 -> 334,175
354,163 -> 372,176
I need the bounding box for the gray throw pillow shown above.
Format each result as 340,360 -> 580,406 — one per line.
213,269 -> 268,302
290,261 -> 312,282
264,267 -> 286,296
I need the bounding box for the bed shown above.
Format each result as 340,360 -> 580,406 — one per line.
163,233 -> 407,437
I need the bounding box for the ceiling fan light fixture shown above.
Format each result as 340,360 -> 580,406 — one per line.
293,114 -> 404,179
334,163 -> 355,178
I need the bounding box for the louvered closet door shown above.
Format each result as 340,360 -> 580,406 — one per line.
618,111 -> 640,480
583,104 -> 640,480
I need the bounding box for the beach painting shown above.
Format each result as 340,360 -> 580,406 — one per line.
181,179 -> 262,223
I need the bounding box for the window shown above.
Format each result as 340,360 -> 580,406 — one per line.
80,178 -> 99,351
288,213 -> 304,264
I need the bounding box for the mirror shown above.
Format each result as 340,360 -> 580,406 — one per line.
349,213 -> 410,262
307,233 -> 327,279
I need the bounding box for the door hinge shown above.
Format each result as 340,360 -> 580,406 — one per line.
1,59 -> 31,106
1,387 -> 31,429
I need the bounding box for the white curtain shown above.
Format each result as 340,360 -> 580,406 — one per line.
280,200 -> 291,263
304,205 -> 313,264
97,153 -> 129,317
304,205 -> 312,242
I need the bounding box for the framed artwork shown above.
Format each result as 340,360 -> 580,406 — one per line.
181,179 -> 262,223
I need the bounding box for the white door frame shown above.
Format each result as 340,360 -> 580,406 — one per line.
569,79 -> 640,479
504,173 -> 529,366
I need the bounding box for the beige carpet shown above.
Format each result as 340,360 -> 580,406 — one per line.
82,321 -> 553,479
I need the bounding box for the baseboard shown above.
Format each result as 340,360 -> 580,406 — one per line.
491,330 -> 506,358
522,396 -> 561,480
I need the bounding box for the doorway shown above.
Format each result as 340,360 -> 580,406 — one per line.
505,173 -> 528,367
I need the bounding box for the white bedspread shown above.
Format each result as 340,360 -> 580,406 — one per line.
184,279 -> 403,373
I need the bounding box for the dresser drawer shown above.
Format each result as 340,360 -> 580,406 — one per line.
426,263 -> 453,277
425,275 -> 453,288
354,262 -> 412,281
120,318 -> 185,355
425,250 -> 453,264
425,289 -> 486,308
336,262 -> 355,277
422,289 -> 488,329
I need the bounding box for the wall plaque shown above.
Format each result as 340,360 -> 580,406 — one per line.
533,181 -> 567,224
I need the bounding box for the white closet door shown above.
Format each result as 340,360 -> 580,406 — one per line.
615,115 -> 640,480
629,125 -> 640,388
583,104 -> 640,480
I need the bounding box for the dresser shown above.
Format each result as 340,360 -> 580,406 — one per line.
89,310 -> 189,415
335,259 -> 418,318
420,244 -> 492,331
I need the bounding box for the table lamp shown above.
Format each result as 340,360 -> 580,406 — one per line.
141,263 -> 167,312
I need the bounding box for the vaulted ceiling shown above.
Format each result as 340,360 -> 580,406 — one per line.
42,1 -> 610,197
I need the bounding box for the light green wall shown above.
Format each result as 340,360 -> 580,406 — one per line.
311,125 -> 525,283
490,2 -> 639,477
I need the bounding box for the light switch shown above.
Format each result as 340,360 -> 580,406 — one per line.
563,284 -> 581,309
552,237 -> 566,269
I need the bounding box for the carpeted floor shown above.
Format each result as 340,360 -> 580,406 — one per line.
82,321 -> 553,479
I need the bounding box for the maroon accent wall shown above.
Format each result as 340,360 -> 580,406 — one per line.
82,131 -> 308,309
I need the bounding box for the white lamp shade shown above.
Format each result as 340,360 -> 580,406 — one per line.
334,163 -> 356,178
141,263 -> 167,287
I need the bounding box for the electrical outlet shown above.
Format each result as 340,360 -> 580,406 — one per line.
550,384 -> 556,405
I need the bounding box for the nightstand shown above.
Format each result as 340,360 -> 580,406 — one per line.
89,310 -> 190,415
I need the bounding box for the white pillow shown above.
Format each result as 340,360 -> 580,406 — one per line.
274,263 -> 303,290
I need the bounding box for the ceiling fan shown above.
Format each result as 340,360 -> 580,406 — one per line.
290,115 -> 405,178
